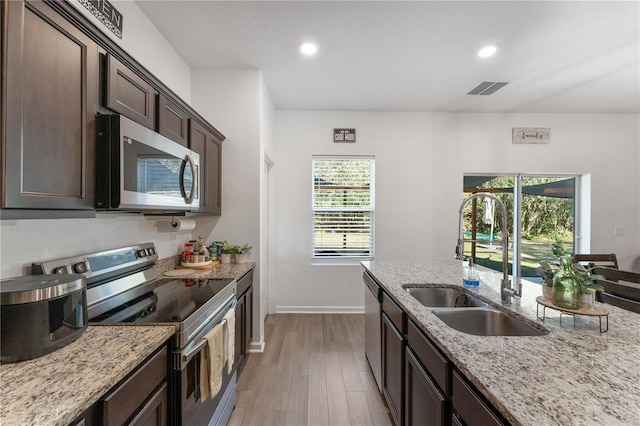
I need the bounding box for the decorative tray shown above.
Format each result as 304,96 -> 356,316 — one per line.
536,296 -> 609,332
176,260 -> 220,270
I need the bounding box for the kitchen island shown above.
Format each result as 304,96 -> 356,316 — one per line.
363,260 -> 640,426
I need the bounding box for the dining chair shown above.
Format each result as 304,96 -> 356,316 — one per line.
572,253 -> 619,269
592,267 -> 640,314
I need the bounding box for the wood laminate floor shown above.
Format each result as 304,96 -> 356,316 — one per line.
228,313 -> 392,426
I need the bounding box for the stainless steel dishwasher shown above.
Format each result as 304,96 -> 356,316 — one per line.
363,271 -> 382,392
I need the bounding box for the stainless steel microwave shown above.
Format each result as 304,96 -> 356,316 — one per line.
95,114 -> 200,212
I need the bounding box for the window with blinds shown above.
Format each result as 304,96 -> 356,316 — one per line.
312,156 -> 375,260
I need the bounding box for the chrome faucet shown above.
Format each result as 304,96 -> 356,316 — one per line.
455,192 -> 520,303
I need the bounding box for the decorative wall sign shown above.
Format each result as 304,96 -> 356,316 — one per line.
512,128 -> 550,144
334,128 -> 356,143
79,0 -> 123,39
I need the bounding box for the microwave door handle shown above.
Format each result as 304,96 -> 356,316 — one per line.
179,154 -> 197,204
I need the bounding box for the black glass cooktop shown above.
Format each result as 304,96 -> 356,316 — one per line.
92,277 -> 234,324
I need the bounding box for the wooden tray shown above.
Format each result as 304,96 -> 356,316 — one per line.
536,296 -> 609,316
536,295 -> 609,332
175,260 -> 220,270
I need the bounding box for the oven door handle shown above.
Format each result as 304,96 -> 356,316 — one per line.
180,317 -> 228,367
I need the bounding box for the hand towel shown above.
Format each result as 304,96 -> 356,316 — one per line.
199,323 -> 224,401
222,307 -> 236,374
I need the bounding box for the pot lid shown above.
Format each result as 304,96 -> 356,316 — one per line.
0,274 -> 86,305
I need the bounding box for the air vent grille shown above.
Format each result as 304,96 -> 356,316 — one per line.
467,81 -> 509,95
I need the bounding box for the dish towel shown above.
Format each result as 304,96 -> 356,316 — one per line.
222,307 -> 235,374
199,323 -> 224,401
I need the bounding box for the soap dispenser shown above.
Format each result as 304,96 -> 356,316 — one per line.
463,259 -> 480,288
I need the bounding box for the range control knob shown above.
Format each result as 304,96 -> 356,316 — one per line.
147,247 -> 155,255
73,262 -> 88,274
53,266 -> 68,274
136,249 -> 147,258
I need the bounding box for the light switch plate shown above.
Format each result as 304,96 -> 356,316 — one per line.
614,226 -> 624,236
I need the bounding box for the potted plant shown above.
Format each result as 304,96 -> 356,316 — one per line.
220,241 -> 237,264
536,260 -> 558,301
234,244 -> 252,263
551,256 -> 604,310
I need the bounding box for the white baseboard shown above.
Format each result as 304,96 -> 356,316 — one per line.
248,340 -> 265,353
274,306 -> 365,314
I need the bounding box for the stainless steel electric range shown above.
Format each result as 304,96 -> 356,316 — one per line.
32,242 -> 237,426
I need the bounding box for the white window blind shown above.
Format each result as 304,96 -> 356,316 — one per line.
312,156 -> 375,260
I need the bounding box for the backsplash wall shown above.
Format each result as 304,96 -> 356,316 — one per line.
0,214 -> 199,279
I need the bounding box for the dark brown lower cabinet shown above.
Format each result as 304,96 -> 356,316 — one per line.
128,382 -> 168,426
405,347 -> 447,426
234,268 -> 254,373
382,313 -> 404,426
452,370 -> 506,426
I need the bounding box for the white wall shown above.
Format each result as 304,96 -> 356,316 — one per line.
191,69 -> 266,346
274,111 -> 640,312
69,0 -> 192,102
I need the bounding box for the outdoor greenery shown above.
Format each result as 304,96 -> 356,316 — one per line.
464,176 -> 575,278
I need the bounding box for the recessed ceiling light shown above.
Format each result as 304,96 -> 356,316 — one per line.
300,42 -> 318,56
477,45 -> 497,58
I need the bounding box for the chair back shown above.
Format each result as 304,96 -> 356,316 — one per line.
592,267 -> 640,314
572,253 -> 619,269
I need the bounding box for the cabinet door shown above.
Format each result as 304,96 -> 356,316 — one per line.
452,370 -> 505,426
128,382 -> 168,426
189,119 -> 222,215
382,313 -> 404,426
106,54 -> 156,129
245,285 -> 253,348
234,293 -> 246,371
158,94 -> 188,146
3,0 -> 97,211
405,347 -> 447,426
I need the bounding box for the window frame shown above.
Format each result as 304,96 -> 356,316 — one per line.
311,155 -> 375,264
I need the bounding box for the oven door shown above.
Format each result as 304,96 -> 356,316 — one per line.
173,297 -> 236,426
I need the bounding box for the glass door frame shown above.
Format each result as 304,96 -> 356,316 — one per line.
464,172 -> 582,285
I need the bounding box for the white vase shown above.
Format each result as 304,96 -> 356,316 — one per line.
235,253 -> 249,263
220,253 -> 232,264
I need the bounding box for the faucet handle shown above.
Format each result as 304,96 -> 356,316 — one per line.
502,287 -> 520,298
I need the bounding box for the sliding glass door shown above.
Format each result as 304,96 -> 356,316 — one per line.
462,174 -> 579,283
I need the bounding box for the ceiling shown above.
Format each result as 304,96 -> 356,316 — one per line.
135,1 -> 640,113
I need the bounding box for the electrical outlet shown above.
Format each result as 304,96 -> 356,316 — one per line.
614,226 -> 624,236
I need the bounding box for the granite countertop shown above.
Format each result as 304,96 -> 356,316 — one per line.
0,325 -> 175,426
362,260 -> 640,426
0,257 -> 254,426
154,255 -> 255,281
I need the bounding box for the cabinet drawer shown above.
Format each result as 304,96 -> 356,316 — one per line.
408,320 -> 449,394
382,292 -> 404,334
452,370 -> 505,426
103,346 -> 167,426
236,269 -> 254,297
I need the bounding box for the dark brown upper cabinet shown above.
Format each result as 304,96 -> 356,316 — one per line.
2,0 -> 98,216
158,94 -> 189,147
106,54 -> 156,130
189,119 -> 222,215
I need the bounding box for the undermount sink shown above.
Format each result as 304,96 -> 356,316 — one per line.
432,308 -> 549,337
406,286 -> 487,308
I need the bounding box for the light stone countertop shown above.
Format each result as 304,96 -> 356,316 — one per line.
0,258 -> 254,426
0,325 -> 175,426
154,255 -> 255,281
362,260 -> 640,426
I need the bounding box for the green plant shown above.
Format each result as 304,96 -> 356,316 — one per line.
551,231 -> 568,258
554,256 -> 605,295
220,241 -> 252,254
536,260 -> 559,288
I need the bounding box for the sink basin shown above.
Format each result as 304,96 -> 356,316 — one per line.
406,287 -> 487,308
432,308 -> 549,337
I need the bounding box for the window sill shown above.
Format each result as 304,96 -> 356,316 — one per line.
311,258 -> 372,266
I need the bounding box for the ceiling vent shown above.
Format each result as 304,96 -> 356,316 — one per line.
467,81 -> 509,95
